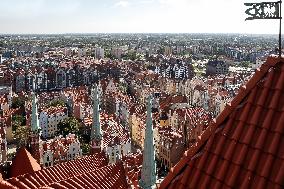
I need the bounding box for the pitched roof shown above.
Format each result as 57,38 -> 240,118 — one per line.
3,153 -> 109,188
10,147 -> 41,178
0,180 -> 17,189
160,56 -> 284,189
48,161 -> 128,189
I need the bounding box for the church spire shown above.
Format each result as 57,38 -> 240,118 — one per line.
30,82 -> 41,162
31,92 -> 40,132
140,95 -> 157,189
91,84 -> 102,140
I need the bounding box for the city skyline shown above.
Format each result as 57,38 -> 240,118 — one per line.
0,0 -> 281,34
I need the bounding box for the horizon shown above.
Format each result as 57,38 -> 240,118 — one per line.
0,0 -> 281,34
0,32 -> 282,36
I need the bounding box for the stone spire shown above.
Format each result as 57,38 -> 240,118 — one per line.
31,92 -> 40,132
0,123 -> 7,164
140,95 -> 157,189
90,84 -> 102,154
30,82 -> 41,162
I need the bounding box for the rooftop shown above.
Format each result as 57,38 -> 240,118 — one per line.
160,56 -> 284,189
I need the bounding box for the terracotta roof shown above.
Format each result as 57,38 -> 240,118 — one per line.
10,147 -> 41,178
160,56 -> 284,189
100,114 -> 130,148
123,152 -> 143,188
4,153 -> 108,188
0,180 -> 18,189
49,161 -> 128,189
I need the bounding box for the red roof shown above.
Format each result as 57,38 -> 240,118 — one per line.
160,56 -> 284,189
9,147 -> 41,178
49,161 -> 128,189
3,153 -> 108,188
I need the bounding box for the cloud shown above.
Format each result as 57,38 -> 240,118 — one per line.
115,1 -> 130,7
139,0 -> 154,4
158,0 -> 187,6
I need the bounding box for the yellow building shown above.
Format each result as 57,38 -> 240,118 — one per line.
159,112 -> 169,127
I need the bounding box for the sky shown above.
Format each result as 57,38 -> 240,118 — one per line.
0,0 -> 281,34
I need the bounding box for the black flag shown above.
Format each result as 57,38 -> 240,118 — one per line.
244,1 -> 281,20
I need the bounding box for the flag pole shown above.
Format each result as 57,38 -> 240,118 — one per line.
279,0 -> 282,57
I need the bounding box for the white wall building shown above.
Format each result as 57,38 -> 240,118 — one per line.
40,107 -> 68,138
94,48 -> 104,59
41,134 -> 82,167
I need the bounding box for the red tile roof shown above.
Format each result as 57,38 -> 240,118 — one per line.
160,56 -> 284,189
10,147 -> 41,178
123,152 -> 143,187
0,180 -> 18,189
4,153 -> 108,188
49,161 -> 128,189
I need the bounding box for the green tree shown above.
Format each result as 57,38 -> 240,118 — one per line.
128,51 -> 137,61
14,126 -> 30,147
12,97 -> 25,109
57,117 -> 81,136
80,143 -> 90,155
105,51 -> 115,59
12,115 -> 25,132
48,99 -> 66,108
239,61 -> 250,68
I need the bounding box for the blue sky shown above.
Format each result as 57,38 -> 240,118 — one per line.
0,0 -> 281,34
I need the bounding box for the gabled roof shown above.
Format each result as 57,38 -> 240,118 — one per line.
49,161 -> 128,189
160,56 -> 284,189
10,147 -> 41,178
3,153 -> 108,188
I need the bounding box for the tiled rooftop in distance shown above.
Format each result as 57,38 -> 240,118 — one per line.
160,56 -> 284,189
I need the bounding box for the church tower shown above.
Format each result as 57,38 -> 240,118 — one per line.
0,123 -> 7,165
90,84 -> 103,154
140,95 -> 157,189
29,90 -> 41,162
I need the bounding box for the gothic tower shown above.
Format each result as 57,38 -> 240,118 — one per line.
90,84 -> 103,154
29,91 -> 41,162
0,124 -> 7,165
140,95 -> 157,189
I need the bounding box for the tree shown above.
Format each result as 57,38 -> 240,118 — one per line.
14,126 -> 30,147
12,115 -> 26,132
57,117 -> 81,136
80,143 -> 90,155
239,61 -> 250,68
12,97 -> 25,109
105,51 -> 115,59
48,99 -> 66,108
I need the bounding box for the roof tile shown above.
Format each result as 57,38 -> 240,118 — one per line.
2,153 -> 109,189
10,147 -> 41,178
160,57 -> 284,189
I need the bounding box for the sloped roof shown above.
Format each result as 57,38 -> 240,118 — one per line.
0,180 -> 17,189
48,161 -> 128,189
3,153 -> 108,188
10,147 -> 41,178
160,56 -> 284,189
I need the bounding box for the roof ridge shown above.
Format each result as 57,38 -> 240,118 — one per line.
44,159 -> 112,187
7,152 -> 106,183
159,56 -> 284,189
10,147 -> 41,178
48,161 -> 126,188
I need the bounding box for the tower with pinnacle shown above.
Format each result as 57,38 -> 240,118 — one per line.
90,84 -> 103,154
29,89 -> 41,162
140,95 -> 157,189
